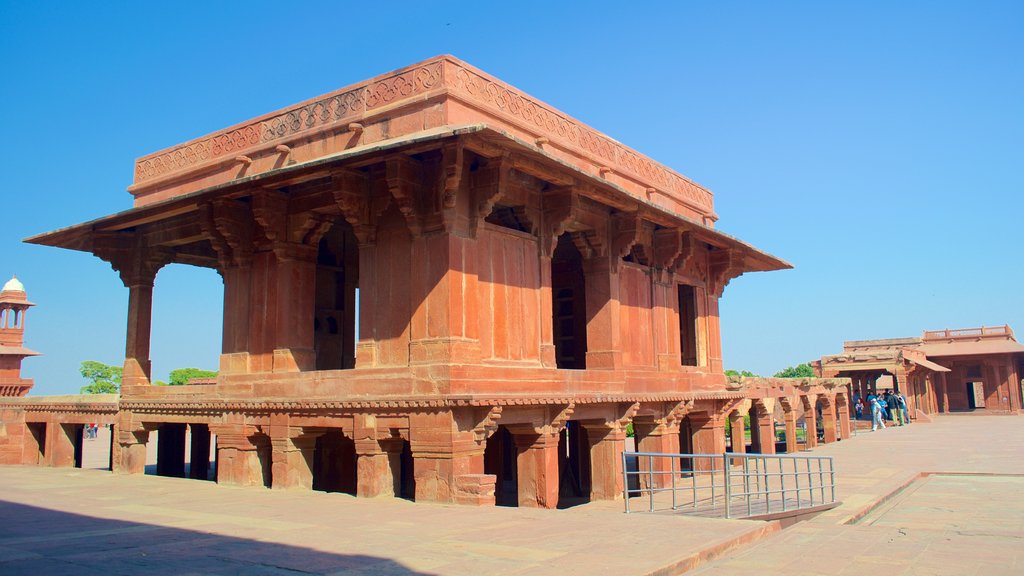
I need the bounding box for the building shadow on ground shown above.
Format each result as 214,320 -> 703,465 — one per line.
0,500 -> 432,576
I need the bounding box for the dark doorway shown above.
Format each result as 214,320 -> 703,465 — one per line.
557,421 -> 591,508
156,423 -> 187,478
314,221 -> 359,371
678,284 -> 698,366
312,429 -> 357,495
484,426 -> 518,506
397,440 -> 415,500
678,416 -> 694,472
551,233 -> 587,369
189,424 -> 212,480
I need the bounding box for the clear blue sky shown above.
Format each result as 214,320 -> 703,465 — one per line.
2,1 -> 1021,394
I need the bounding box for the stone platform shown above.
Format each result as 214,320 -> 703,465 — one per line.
0,414 -> 1021,575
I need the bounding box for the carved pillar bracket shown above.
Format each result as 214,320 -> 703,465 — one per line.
199,198 -> 254,271
610,211 -> 642,271
471,406 -> 503,443
93,232 -> 174,288
251,189 -> 289,249
386,154 -> 424,236
541,186 -> 578,257
473,152 -> 512,235
653,228 -> 683,282
708,248 -> 745,298
331,168 -> 381,245
440,140 -> 465,210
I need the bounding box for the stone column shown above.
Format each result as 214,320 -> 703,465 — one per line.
837,395 -> 852,440
728,410 -> 747,462
271,432 -> 317,491
689,411 -> 726,472
635,420 -> 678,489
113,427 -> 149,475
219,265 -> 252,374
356,438 -> 395,498
272,245 -> 318,372
583,256 -> 622,370
783,410 -> 799,453
803,395 -> 818,449
584,424 -> 626,500
820,396 -> 837,444
214,431 -> 266,487
754,401 -> 776,455
123,280 -> 155,387
510,428 -> 560,508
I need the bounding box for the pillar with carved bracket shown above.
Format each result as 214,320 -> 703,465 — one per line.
754,399 -> 777,455
212,426 -> 268,487
781,399 -> 800,453
113,426 -> 149,475
94,236 -> 172,388
352,413 -> 393,498
689,410 -> 726,471
728,407 -> 747,461
837,392 -> 852,440
802,395 -> 819,449
508,425 -> 560,508
584,422 -> 626,500
820,395 -> 838,443
634,418 -> 678,489
409,410 -> 490,505
270,432 -> 318,490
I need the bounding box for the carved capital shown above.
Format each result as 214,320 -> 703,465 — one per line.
541,187 -> 577,257
199,198 -> 254,270
386,154 -> 423,237
93,232 -> 174,288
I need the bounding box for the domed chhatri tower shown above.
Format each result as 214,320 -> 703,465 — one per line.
0,276 -> 39,397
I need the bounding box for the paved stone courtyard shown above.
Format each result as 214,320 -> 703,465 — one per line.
1,414 -> 1021,575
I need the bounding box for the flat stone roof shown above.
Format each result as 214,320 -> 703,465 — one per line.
128,56 -> 717,222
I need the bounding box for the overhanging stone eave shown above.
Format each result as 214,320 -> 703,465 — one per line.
23,124 -> 491,253
468,127 -> 790,274
28,123 -> 789,275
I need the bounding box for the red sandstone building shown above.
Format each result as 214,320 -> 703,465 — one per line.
0,57 -> 850,506
815,325 -> 1024,417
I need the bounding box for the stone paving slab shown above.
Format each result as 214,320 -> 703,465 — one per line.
4,413 -> 1023,575
0,464 -> 772,576
690,414 -> 1024,575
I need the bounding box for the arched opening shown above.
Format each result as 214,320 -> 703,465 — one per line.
314,221 -> 359,370
551,233 -> 587,369
484,426 -> 518,506
311,429 -> 357,495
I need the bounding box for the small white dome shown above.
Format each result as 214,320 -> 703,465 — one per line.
2,276 -> 24,292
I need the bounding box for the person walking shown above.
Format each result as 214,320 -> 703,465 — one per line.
871,396 -> 886,431
898,393 -> 910,424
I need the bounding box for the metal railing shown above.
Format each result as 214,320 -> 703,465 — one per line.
622,452 -> 836,519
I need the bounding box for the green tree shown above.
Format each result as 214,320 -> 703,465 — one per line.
79,360 -> 122,394
168,367 -> 218,386
773,363 -> 815,378
725,369 -> 756,378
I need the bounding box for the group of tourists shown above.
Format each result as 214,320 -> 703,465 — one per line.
853,391 -> 910,431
